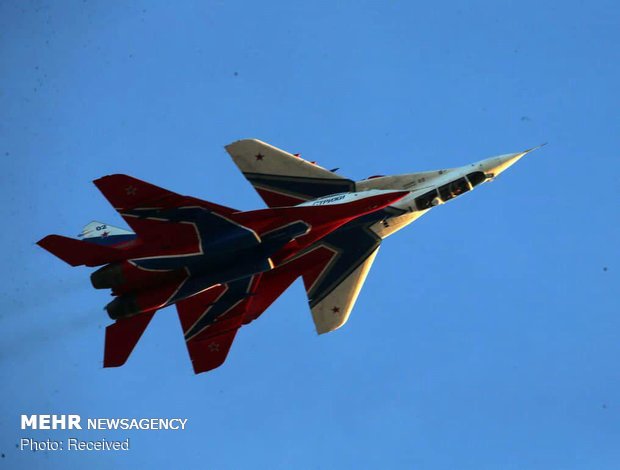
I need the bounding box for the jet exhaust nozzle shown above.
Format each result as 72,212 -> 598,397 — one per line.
105,295 -> 142,320
91,263 -> 124,289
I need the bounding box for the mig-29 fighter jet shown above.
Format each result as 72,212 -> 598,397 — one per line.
38,170 -> 407,373
38,139 -> 539,374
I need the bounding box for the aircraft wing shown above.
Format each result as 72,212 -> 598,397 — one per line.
298,224 -> 382,334
225,139 -> 355,207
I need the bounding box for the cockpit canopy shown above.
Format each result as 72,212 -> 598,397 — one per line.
467,171 -> 486,187
414,171 -> 486,210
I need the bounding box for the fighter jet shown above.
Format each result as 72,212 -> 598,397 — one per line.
38,139 -> 539,374
37,173 -> 407,373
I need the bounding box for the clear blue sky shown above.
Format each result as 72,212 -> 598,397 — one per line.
1,1 -> 618,468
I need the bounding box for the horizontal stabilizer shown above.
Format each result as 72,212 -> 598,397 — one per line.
37,235 -> 122,267
103,313 -> 155,368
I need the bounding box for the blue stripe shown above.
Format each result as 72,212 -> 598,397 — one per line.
244,173 -> 355,200
306,207 -> 406,307
183,276 -> 254,340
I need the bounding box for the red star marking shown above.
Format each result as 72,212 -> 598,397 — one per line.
255,153 -> 264,161
101,231 -> 109,237
208,342 -> 220,352
331,306 -> 340,314
125,185 -> 137,196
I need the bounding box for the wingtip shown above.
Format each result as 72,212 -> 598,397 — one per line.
224,138 -> 262,152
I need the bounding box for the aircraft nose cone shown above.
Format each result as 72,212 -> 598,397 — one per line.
482,144 -> 545,178
488,152 -> 526,176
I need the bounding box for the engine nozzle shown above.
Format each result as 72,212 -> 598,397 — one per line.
105,295 -> 141,320
91,263 -> 124,289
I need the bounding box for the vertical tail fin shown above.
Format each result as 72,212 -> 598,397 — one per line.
225,139 -> 355,207
78,221 -> 136,246
103,313 -> 155,368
